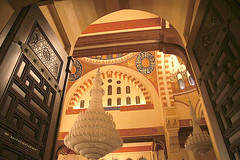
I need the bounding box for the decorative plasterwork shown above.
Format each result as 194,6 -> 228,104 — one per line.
156,52 -> 175,107
68,70 -> 152,108
80,52 -> 138,64
136,51 -> 155,75
119,51 -> 158,92
68,59 -> 82,81
87,53 -> 129,60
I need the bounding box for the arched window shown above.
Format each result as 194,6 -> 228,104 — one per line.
126,97 -> 131,105
139,157 -> 146,160
136,96 -> 140,104
126,86 -> 130,94
177,73 -> 185,89
117,98 -> 121,106
80,100 -> 84,108
117,87 -> 121,94
126,158 -> 132,160
186,71 -> 195,86
108,85 -> 112,95
107,98 -> 112,106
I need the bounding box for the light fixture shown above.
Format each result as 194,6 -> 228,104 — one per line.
64,69 -> 123,160
184,101 -> 212,157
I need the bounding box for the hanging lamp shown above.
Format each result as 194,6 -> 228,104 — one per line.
64,68 -> 123,160
184,101 -> 212,157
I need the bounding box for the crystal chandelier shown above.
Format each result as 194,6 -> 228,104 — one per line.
184,101 -> 212,157
64,69 -> 123,160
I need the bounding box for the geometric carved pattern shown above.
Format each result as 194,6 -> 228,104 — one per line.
28,23 -> 62,81
0,54 -> 57,159
204,32 -> 240,159
68,59 -> 82,81
193,5 -> 221,69
136,51 -> 155,75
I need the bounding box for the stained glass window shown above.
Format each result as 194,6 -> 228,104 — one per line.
27,24 -> 62,80
186,71 -> 195,86
177,73 -> 185,89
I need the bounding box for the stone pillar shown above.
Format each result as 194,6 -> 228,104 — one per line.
164,107 -> 186,160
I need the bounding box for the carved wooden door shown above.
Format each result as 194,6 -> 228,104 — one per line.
187,1 -> 240,159
0,5 -> 68,160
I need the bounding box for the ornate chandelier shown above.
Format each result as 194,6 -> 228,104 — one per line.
64,69 -> 123,160
184,101 -> 212,157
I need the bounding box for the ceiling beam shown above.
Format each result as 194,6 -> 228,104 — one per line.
73,26 -> 194,75
9,0 -> 54,10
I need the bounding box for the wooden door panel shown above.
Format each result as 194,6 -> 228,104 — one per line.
187,1 -> 240,159
0,4 -> 68,160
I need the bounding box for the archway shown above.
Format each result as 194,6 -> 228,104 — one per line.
60,8 -> 219,160
0,1 -> 238,159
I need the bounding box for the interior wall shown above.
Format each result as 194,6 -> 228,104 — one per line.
77,77 -> 146,108
0,0 -> 14,34
59,66 -> 163,132
39,5 -> 65,48
37,0 -> 202,56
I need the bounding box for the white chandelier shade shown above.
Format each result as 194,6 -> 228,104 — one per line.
185,101 -> 212,157
64,69 -> 123,160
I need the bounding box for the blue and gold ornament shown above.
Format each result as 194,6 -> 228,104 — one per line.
136,51 -> 155,75
69,59 -> 82,81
